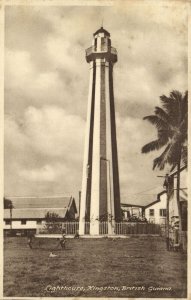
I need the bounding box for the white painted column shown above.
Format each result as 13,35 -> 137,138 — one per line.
89,58 -> 101,235
105,63 -> 115,235
79,61 -> 94,235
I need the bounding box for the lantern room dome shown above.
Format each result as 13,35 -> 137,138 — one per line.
93,27 -> 110,37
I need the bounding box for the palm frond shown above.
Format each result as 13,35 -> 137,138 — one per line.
153,139 -> 181,170
160,91 -> 182,125
170,90 -> 182,101
153,144 -> 171,170
181,145 -> 187,166
159,94 -> 171,111
141,139 -> 166,154
170,164 -> 177,172
181,91 -> 188,121
154,106 -> 171,123
143,115 -> 169,131
157,128 -> 172,140
166,141 -> 181,165
178,117 -> 188,143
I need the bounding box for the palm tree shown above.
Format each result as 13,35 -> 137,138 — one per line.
141,90 -> 188,249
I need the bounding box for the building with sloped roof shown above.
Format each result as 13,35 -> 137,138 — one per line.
121,189 -> 167,224
4,196 -> 77,234
144,192 -> 167,224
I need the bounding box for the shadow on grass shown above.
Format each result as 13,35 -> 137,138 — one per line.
29,247 -> 72,251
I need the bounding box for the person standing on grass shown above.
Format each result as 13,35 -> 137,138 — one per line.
60,229 -> 66,249
27,232 -> 33,249
74,230 -> 80,239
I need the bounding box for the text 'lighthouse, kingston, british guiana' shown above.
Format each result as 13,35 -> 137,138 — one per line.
79,27 -> 121,235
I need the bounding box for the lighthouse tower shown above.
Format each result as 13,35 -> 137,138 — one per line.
79,27 -> 121,235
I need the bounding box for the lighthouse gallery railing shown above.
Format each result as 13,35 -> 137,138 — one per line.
86,46 -> 117,55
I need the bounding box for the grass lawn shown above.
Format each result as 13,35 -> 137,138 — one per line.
4,236 -> 187,298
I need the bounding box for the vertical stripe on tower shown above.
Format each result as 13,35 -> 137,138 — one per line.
85,61 -> 96,220
109,62 -> 121,220
90,58 -> 101,234
99,60 -> 107,218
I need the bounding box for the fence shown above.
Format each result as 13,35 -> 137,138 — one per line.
181,231 -> 187,252
160,224 -> 167,237
37,222 -> 161,235
115,222 -> 161,235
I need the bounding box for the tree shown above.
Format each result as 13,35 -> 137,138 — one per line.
141,90 -> 188,249
4,198 -> 14,229
44,212 -> 62,234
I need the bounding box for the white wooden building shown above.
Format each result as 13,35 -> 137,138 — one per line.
121,203 -> 144,219
144,192 -> 167,224
4,196 -> 77,234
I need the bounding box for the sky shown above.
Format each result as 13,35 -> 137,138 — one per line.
4,1 -> 188,205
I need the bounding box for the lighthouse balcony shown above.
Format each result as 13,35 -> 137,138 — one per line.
86,46 -> 117,63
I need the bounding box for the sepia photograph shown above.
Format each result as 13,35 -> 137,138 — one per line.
2,0 -> 188,298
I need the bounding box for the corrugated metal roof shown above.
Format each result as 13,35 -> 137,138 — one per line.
4,208 -> 67,219
121,194 -> 158,206
5,196 -> 72,209
121,186 -> 167,206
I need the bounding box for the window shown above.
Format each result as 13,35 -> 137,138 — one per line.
94,38 -> 97,50
149,209 -> 154,216
160,209 -> 167,217
21,220 -> 26,225
37,220 -> 42,225
101,37 -> 107,51
5,220 -> 11,225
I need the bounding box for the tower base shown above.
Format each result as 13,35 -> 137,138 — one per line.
79,220 -> 115,236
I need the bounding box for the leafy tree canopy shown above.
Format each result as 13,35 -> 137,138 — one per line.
45,211 -> 60,223
4,198 -> 14,209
